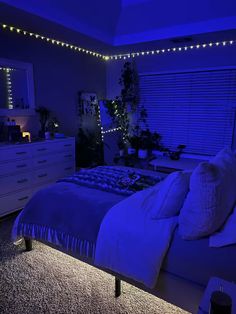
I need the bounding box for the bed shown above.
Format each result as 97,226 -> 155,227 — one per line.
12,166 -> 236,313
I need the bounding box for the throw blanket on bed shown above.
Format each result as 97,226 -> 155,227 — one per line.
12,183 -> 125,259
95,188 -> 178,288
58,166 -> 162,196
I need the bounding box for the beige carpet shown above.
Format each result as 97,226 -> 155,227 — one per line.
0,216 -> 189,314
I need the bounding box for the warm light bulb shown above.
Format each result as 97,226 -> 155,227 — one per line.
22,132 -> 31,142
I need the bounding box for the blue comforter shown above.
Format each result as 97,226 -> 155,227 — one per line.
12,182 -> 125,259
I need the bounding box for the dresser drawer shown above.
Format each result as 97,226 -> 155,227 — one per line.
0,172 -> 32,196
32,161 -> 75,186
32,166 -> 62,185
33,154 -> 57,168
31,143 -> 52,156
0,159 -> 32,176
55,139 -> 75,152
32,152 -> 74,169
60,151 -> 74,163
31,139 -> 74,156
61,162 -> 75,177
0,189 -> 32,217
0,146 -> 31,162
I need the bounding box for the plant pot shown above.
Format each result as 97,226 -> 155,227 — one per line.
119,149 -> 125,157
128,147 -> 136,155
45,131 -> 51,140
138,149 -> 148,159
152,150 -> 163,158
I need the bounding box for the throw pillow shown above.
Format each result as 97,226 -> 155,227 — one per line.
179,148 -> 236,239
149,171 -> 191,219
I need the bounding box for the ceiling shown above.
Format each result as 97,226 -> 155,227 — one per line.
1,0 -> 236,46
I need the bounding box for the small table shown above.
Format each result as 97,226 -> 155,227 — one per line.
149,156 -> 204,173
198,277 -> 236,313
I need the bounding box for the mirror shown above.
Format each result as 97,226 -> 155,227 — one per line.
0,58 -> 35,115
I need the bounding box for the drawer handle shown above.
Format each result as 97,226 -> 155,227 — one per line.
64,154 -> 72,158
64,144 -> 72,147
18,196 -> 29,201
38,160 -> 47,164
16,164 -> 27,168
17,178 -> 28,184
65,167 -> 72,171
38,173 -> 47,178
16,151 -> 27,155
37,148 -> 47,152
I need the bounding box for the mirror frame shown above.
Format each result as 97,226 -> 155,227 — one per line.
0,58 -> 35,116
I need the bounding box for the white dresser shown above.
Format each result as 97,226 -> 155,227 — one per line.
0,137 -> 75,217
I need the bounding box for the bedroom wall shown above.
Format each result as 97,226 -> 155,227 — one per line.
0,3 -> 108,137
106,43 -> 236,159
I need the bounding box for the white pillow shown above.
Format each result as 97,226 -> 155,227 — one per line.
149,171 -> 191,219
179,148 -> 236,240
210,205 -> 236,247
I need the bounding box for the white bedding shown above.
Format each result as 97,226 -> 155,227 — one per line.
210,205 -> 236,247
95,187 -> 178,288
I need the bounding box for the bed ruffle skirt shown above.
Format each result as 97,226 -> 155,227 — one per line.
12,214 -> 96,259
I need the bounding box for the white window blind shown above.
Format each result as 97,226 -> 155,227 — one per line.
139,69 -> 236,155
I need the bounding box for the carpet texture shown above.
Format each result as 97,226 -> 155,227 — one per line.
0,215 -> 189,314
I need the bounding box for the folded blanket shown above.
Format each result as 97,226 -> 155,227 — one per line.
12,183 -> 125,259
95,188 -> 178,288
58,166 -> 162,196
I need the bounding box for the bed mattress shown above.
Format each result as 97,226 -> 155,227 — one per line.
161,228 -> 236,286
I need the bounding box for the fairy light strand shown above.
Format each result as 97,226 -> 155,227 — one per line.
0,23 -> 235,61
0,23 -> 104,59
96,103 -> 104,141
1,67 -> 14,109
101,127 -> 122,134
105,40 -> 235,60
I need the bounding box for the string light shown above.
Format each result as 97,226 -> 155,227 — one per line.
0,23 -> 235,61
95,103 -> 104,141
104,39 -> 234,60
1,67 -> 14,109
101,127 -> 122,134
0,23 -> 104,59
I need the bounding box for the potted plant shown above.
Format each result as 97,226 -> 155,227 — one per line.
45,117 -> 59,139
118,136 -> 126,157
76,127 -> 104,167
119,61 -> 138,111
168,144 -> 186,160
35,106 -> 50,138
151,132 -> 162,156
127,130 -> 139,155
138,129 -> 153,159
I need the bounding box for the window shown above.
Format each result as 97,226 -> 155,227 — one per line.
139,68 -> 236,155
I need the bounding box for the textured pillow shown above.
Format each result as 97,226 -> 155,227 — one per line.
149,171 -> 191,219
179,148 -> 236,240
210,205 -> 236,247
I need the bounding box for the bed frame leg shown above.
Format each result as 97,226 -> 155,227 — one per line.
24,238 -> 32,251
115,277 -> 121,297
